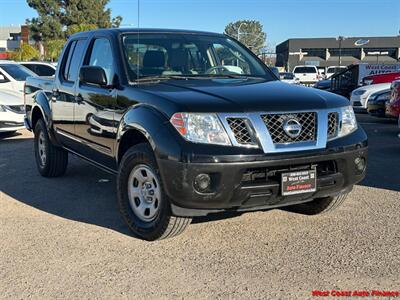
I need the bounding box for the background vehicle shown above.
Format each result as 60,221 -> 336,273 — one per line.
326,66 -> 346,79
331,64 -> 400,98
269,66 -> 280,78
313,79 -> 331,90
350,82 -> 391,111
367,90 -> 391,117
0,61 -> 37,93
279,72 -> 299,84
362,72 -> 400,86
0,89 -> 25,133
292,65 -> 319,84
19,62 -> 56,77
25,28 -> 368,241
385,80 -> 400,119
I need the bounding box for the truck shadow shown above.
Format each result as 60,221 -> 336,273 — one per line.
0,136 -> 243,236
0,117 -> 399,237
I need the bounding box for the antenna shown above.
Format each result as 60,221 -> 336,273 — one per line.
137,0 -> 140,81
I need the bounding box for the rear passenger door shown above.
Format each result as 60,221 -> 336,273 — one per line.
74,36 -> 117,168
52,39 -> 87,147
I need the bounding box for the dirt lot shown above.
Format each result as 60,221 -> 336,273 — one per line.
1,114 -> 399,299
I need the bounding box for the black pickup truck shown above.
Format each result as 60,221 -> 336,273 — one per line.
25,29 -> 368,241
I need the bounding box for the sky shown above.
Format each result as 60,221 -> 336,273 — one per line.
0,0 -> 399,47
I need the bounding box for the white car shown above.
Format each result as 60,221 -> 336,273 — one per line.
279,72 -> 299,84
292,65 -> 320,84
350,82 -> 391,110
326,66 -> 346,79
19,61 -> 56,77
0,61 -> 37,93
0,89 -> 25,133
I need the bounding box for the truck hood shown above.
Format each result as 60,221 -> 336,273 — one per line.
0,89 -> 24,105
138,78 -> 349,114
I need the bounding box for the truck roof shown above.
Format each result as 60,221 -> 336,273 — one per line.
70,28 -> 225,39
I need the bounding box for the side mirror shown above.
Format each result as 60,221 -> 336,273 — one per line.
79,66 -> 108,87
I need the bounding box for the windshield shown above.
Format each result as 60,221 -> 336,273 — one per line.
0,64 -> 37,81
121,33 -> 274,81
293,67 -> 317,74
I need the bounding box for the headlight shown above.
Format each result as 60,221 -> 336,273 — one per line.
338,106 -> 357,137
170,113 -> 231,146
353,89 -> 366,96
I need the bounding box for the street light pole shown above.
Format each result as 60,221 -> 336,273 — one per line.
237,22 -> 247,42
337,36 -> 346,67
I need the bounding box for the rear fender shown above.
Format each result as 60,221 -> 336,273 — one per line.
31,91 -> 61,146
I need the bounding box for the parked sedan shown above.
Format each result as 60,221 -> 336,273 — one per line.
279,72 -> 299,84
350,82 -> 391,111
19,61 -> 56,77
313,79 -> 331,90
367,90 -> 391,117
0,89 -> 25,133
385,80 -> 400,119
0,61 -> 37,93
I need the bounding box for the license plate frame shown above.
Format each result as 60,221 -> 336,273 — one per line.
281,169 -> 317,196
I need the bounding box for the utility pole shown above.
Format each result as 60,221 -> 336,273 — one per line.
237,22 -> 247,42
336,36 -> 346,67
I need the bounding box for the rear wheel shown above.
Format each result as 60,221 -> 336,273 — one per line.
117,143 -> 191,241
285,193 -> 349,215
34,119 -> 68,177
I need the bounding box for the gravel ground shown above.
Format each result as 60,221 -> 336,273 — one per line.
0,114 -> 399,299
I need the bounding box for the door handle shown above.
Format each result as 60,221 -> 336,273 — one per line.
75,94 -> 84,104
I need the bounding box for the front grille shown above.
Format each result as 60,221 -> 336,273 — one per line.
6,105 -> 25,114
226,118 -> 255,145
261,112 -> 317,144
327,112 -> 338,139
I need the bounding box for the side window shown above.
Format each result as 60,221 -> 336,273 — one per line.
67,40 -> 87,82
63,41 -> 76,80
88,38 -> 114,85
36,65 -> 55,76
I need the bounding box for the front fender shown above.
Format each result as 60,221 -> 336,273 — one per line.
116,105 -> 182,163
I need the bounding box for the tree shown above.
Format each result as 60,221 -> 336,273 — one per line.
9,43 -> 40,61
224,20 -> 266,54
66,24 -> 98,36
26,0 -> 122,41
43,39 -> 65,62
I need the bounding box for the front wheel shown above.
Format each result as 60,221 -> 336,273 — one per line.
117,143 -> 191,241
284,193 -> 349,215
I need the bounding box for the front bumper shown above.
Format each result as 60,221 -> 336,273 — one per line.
0,112 -> 25,132
158,129 -> 368,217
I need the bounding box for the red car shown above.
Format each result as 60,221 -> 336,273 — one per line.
385,80 -> 400,121
363,72 -> 400,85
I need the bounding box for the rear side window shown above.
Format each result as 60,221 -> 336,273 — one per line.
35,64 -> 55,76
62,39 -> 86,82
87,38 -> 114,85
294,67 -> 317,74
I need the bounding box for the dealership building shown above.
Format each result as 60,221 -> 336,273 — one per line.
275,36 -> 400,71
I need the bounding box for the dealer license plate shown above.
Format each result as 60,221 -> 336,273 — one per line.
281,169 -> 317,196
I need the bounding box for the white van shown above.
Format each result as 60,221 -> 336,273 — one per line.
292,65 -> 319,84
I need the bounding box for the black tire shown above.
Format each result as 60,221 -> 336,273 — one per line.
117,143 -> 191,241
34,119 -> 68,177
285,193 -> 349,215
